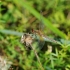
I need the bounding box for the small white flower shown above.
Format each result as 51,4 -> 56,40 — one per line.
0,56 -> 12,70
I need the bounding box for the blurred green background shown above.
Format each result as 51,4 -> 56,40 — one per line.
0,0 -> 70,70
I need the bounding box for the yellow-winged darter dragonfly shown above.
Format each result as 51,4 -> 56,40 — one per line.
20,30 -> 60,50
20,13 -> 60,50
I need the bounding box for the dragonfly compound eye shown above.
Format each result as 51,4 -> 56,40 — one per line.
21,33 -> 34,47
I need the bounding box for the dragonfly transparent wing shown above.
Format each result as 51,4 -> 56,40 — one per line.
37,39 -> 45,50
32,35 -> 45,50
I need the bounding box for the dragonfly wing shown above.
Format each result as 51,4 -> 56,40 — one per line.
31,37 -> 45,50
38,40 -> 45,50
33,35 -> 45,50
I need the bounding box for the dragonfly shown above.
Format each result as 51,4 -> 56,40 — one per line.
20,12 -> 60,50
20,29 -> 60,51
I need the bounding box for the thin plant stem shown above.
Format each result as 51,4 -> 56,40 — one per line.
30,44 -> 44,70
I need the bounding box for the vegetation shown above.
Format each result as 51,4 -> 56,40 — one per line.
0,0 -> 70,70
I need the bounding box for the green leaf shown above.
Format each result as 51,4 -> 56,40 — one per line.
13,0 -> 67,39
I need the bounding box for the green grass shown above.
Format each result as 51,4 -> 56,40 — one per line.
0,0 -> 70,70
